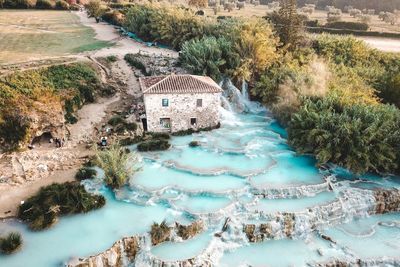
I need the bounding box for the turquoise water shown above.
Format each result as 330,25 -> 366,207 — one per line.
0,87 -> 399,266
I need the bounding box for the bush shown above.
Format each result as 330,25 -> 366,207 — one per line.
0,232 -> 22,255
55,0 -> 70,9
189,141 -> 200,147
324,21 -> 369,31
149,132 -> 170,140
137,139 -> 171,152
35,0 -> 53,9
18,182 -> 105,230
94,144 -> 138,188
288,97 -> 400,174
106,55 -> 118,63
3,0 -> 35,8
124,54 -> 148,75
101,10 -> 125,26
75,167 -> 97,181
0,112 -> 30,151
108,115 -> 125,126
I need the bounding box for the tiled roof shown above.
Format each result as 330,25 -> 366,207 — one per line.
139,74 -> 223,94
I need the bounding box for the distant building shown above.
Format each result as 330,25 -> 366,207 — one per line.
139,74 -> 222,133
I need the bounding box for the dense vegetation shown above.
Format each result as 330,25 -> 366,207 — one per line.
124,4 -> 278,83
0,232 -> 22,254
94,144 -> 138,188
18,182 -> 105,230
0,63 -> 100,150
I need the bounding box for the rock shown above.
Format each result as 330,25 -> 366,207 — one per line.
283,213 -> 295,238
259,223 -> 272,238
374,189 -> 400,214
243,224 -> 256,242
68,236 -> 139,267
321,234 -> 336,244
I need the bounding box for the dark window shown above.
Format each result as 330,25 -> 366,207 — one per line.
196,99 -> 202,107
162,99 -> 169,107
190,118 -> 197,125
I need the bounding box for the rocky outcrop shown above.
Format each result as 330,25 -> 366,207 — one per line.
374,189 -> 400,214
283,213 -> 295,238
69,236 -> 139,267
68,221 -> 204,267
313,258 -> 400,267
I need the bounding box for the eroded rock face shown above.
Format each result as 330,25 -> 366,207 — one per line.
68,236 -> 139,267
68,221 -> 205,267
374,189 -> 400,214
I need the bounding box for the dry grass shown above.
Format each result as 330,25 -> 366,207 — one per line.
0,10 -> 111,64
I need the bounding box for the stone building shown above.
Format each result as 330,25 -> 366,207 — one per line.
139,74 -> 222,133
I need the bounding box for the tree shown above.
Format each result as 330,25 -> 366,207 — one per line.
94,144 -> 139,188
188,0 -> 207,9
180,36 -> 238,80
266,0 -> 305,49
288,97 -> 400,174
85,0 -> 105,23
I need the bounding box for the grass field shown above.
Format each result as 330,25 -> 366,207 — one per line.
0,10 -> 112,64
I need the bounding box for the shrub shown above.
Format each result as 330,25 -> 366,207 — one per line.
189,141 -> 200,147
0,112 -> 30,151
18,182 -> 105,230
288,97 -> 400,174
124,54 -> 148,75
101,10 -> 125,26
137,139 -> 171,152
3,0 -> 35,8
94,144 -> 138,188
149,132 -> 170,140
106,55 -> 118,63
108,115 -> 125,126
56,0 -> 69,10
75,167 -> 97,181
325,21 -> 369,31
0,232 -> 22,255
35,0 -> 53,9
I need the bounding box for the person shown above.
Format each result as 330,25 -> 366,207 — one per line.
100,136 -> 108,147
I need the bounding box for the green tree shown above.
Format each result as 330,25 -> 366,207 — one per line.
288,96 -> 400,174
266,0 -> 305,49
85,0 -> 105,23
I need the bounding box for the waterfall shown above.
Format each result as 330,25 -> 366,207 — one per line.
220,78 -> 265,114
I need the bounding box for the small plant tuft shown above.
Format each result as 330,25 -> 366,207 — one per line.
0,232 -> 22,255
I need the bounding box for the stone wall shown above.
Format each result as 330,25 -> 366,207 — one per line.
143,93 -> 221,133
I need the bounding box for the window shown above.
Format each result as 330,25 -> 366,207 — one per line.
160,118 -> 171,129
196,99 -> 202,107
190,118 -> 197,126
162,99 -> 169,107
